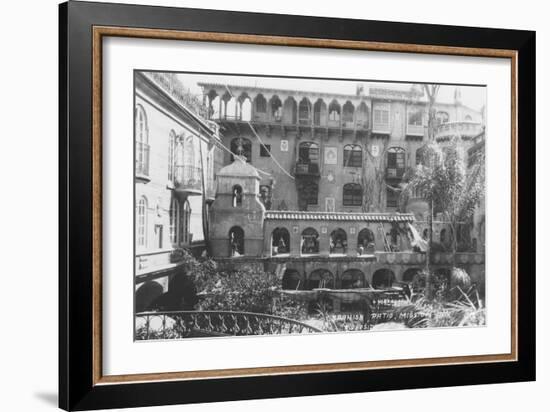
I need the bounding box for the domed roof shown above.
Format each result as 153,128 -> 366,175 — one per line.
217,156 -> 260,178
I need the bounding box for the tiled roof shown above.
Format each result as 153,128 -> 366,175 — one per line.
264,211 -> 415,223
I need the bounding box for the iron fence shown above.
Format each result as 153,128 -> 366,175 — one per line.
136,310 -> 322,339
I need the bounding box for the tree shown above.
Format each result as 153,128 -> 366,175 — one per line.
423,84 -> 440,141
401,137 -> 485,297
361,140 -> 390,212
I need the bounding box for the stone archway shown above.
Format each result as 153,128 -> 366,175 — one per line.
372,268 -> 396,289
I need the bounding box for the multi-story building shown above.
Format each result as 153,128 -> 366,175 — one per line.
199,83 -> 483,214
134,72 -> 223,311
201,82 -> 486,293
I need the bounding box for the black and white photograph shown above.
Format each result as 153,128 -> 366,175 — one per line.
134,72 -> 487,340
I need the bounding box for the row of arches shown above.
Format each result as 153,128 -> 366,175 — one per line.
206,90 -> 370,128
282,267 -> 442,291
229,225 -> 379,257
271,227 -> 377,256
282,268 -> 402,290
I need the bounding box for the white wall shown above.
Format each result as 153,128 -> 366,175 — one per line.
0,0 -> 546,411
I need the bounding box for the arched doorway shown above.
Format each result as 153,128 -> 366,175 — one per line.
329,228 -> 347,254
372,268 -> 396,289
282,269 -> 301,290
272,227 -> 290,255
301,227 -> 319,255
341,269 -> 366,289
229,226 -> 244,257
136,281 -> 163,312
307,269 -> 335,290
357,228 -> 375,254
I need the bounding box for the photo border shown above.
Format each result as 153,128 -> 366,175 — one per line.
60,1 -> 534,410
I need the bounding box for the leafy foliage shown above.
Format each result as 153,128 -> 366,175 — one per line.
401,137 -> 485,252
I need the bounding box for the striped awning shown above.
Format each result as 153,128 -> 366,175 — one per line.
265,211 -> 415,223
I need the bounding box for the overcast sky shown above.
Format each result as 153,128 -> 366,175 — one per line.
174,72 -> 486,111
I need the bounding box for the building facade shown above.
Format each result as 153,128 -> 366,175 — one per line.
134,72 -> 223,311
134,76 -> 486,312
202,82 -> 486,294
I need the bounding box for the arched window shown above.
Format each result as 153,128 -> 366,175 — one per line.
313,99 -> 327,126
230,137 -> 252,162
239,94 -> 252,121
135,105 -> 149,176
341,269 -> 366,289
283,97 -> 297,124
254,94 -> 266,113
343,144 -> 362,168
168,130 -> 176,181
298,98 -> 311,125
282,269 -> 301,290
229,226 -> 245,257
464,114 -> 473,121
342,101 -> 355,126
270,95 -> 282,121
232,185 -> 243,207
137,196 -> 148,248
372,269 -> 396,289
298,142 -> 319,165
356,101 -> 369,128
357,228 -> 375,254
301,227 -> 319,255
271,227 -> 290,255
169,197 -> 180,244
329,229 -> 347,254
136,104 -> 148,144
308,269 -> 334,290
328,100 -> 341,124
343,183 -> 363,206
206,90 -> 219,119
180,200 -> 191,245
222,92 -> 237,119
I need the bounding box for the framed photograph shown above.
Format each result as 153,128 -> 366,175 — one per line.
59,1 -> 535,410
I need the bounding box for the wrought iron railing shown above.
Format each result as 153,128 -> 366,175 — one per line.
145,72 -> 209,118
135,310 -> 322,339
174,165 -> 202,192
135,142 -> 150,176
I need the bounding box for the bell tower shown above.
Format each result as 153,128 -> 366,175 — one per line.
209,156 -> 265,257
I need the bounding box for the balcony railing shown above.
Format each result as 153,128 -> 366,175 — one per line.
146,72 -> 209,119
295,162 -> 320,177
174,165 -> 202,194
135,142 -> 150,177
435,121 -> 483,141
